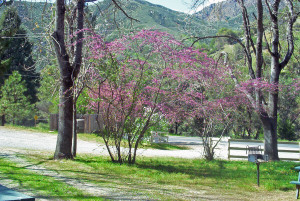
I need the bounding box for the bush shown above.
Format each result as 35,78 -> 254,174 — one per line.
278,118 -> 297,141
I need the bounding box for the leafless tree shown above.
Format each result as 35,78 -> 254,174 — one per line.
52,0 -> 84,159
192,0 -> 299,160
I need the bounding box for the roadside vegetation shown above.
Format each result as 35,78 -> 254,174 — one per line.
4,123 -> 57,134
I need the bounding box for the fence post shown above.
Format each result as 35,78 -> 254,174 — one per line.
84,114 -> 89,133
228,139 -> 231,160
49,114 -> 58,131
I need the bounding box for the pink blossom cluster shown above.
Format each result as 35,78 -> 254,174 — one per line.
85,30 -> 253,126
239,78 -> 279,93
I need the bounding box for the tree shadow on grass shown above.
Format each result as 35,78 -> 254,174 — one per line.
134,159 -> 272,184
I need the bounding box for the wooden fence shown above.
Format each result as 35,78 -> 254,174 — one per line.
150,131 -> 169,143
50,114 -> 103,133
228,139 -> 300,161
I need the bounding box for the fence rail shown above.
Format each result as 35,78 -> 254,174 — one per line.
228,139 -> 300,161
50,114 -> 103,133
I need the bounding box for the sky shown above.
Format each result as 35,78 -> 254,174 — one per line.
145,0 -> 226,13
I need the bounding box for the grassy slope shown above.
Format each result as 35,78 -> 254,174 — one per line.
20,152 -> 297,200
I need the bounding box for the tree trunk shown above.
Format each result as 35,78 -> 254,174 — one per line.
1,115 -> 5,126
261,117 -> 279,160
54,77 -> 74,159
264,0 -> 280,161
52,0 -> 84,159
72,101 -> 77,157
175,122 -> 179,135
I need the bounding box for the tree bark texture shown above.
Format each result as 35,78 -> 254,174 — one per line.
72,101 -> 77,157
1,115 -> 5,126
52,0 -> 84,159
261,117 -> 279,160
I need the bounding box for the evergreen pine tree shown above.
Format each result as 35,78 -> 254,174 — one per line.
0,7 -> 21,77
0,6 -> 39,103
0,71 -> 33,124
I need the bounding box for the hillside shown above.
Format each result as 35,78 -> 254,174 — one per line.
195,0 -> 290,27
0,1 -> 53,35
195,0 -> 251,22
88,0 -> 229,38
0,0 -> 243,40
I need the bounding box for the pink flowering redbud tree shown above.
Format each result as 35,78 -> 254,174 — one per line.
86,29 -> 259,162
87,29 -> 272,162
86,30 -> 190,164
157,50 -> 243,160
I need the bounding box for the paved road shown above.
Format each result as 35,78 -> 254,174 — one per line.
0,127 -> 206,159
168,136 -> 202,145
0,127 -> 106,155
0,127 -> 298,160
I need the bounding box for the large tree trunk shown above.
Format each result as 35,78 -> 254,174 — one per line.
55,76 -> 74,159
52,0 -> 84,159
263,0 -> 280,161
256,0 -> 279,161
261,117 -> 279,160
52,0 -> 73,159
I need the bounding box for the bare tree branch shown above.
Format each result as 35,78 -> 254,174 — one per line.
111,0 -> 139,22
236,0 -> 256,79
263,31 -> 275,56
264,0 -> 274,19
72,0 -> 84,79
188,35 -> 256,79
279,0 -> 299,70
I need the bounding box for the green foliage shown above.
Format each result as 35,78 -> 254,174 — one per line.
75,88 -> 91,114
0,7 -> 21,36
37,64 -> 90,116
209,27 -> 240,52
0,6 -> 39,103
1,27 -> 40,103
0,7 -> 20,77
0,71 -> 34,124
148,117 -> 170,133
278,117 -> 297,141
37,64 -> 59,116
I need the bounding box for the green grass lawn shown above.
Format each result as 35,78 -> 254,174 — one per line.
4,124 -> 58,134
0,157 -> 103,200
14,152 -> 297,200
